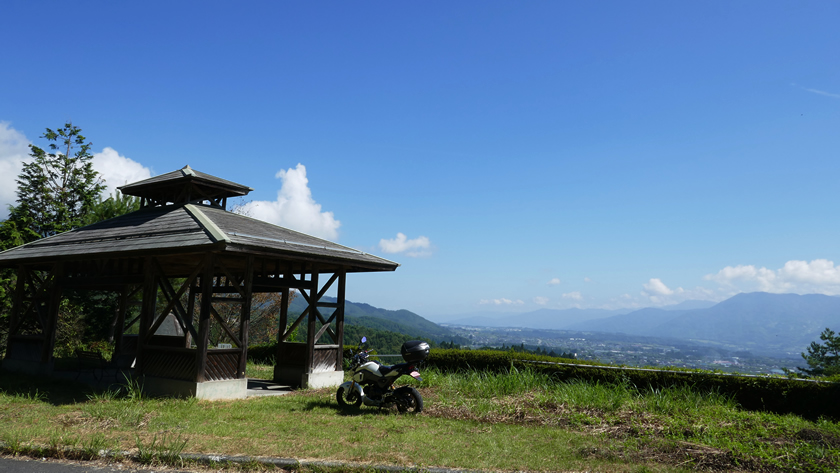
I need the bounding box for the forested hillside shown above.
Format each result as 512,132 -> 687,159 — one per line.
288,296 -> 468,345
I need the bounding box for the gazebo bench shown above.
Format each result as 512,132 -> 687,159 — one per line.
75,349 -> 108,381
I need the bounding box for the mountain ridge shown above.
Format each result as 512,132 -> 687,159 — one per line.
567,293 -> 840,354
289,292 -> 840,355
288,295 -> 462,343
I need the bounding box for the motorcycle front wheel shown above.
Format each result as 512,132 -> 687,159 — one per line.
394,387 -> 423,414
336,386 -> 362,408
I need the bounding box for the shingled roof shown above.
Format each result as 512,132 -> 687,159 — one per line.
0,167 -> 398,274
119,165 -> 254,208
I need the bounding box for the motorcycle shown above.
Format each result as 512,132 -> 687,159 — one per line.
336,337 -> 429,413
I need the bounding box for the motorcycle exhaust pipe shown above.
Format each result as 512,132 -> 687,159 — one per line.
363,397 -> 381,407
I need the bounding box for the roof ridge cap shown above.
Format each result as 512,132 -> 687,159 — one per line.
184,204 -> 230,243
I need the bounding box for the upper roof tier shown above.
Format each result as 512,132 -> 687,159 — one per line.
119,165 -> 254,208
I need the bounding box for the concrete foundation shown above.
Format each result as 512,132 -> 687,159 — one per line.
140,376 -> 247,400
274,366 -> 344,389
302,370 -> 344,389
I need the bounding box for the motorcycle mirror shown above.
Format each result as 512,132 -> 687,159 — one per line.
361,336 -> 367,344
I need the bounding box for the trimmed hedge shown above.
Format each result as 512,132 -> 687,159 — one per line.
424,349 -> 840,420
247,343 -> 277,364
246,343 -> 362,364
248,344 -> 839,420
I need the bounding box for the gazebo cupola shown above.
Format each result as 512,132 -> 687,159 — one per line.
119,165 -> 254,209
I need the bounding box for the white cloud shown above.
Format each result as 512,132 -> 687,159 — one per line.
238,163 -> 341,241
479,298 -> 524,305
379,232 -> 432,257
92,147 -> 152,198
562,291 -> 582,301
639,278 -> 718,306
547,278 -> 561,286
584,277 -> 592,283
643,278 -> 674,296
0,122 -> 31,219
705,259 -> 840,295
802,87 -> 840,99
533,296 -> 549,305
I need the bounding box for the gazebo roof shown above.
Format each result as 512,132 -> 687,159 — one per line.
0,168 -> 398,275
119,165 -> 254,207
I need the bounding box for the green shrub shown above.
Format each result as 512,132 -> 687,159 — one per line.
246,342 -> 276,364
424,348 -> 840,420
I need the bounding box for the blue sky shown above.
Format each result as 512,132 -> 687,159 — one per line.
1,1 -> 839,319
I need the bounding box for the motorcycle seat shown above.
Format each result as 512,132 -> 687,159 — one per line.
378,362 -> 412,375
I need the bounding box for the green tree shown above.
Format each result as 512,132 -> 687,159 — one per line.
13,122 -> 105,238
83,190 -> 141,226
799,328 -> 840,377
0,123 -> 111,355
0,205 -> 34,356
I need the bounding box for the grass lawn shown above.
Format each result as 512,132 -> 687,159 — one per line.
0,364 -> 838,472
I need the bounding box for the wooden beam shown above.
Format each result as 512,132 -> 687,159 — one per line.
185,286 -> 196,348
276,284 -> 290,359
296,272 -> 338,344
195,255 -> 214,382
150,258 -> 201,341
209,305 -> 242,348
112,285 -> 129,351
252,275 -> 314,291
316,273 -> 339,301
238,255 -> 254,377
305,268 -> 318,373
219,262 -> 246,299
41,263 -> 63,363
313,310 -> 337,344
62,275 -> 145,289
281,306 -> 309,342
8,266 -> 27,337
335,270 -> 346,370
312,308 -> 337,344
137,257 -> 159,373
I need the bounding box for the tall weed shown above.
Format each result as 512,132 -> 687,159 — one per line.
136,432 -> 189,466
635,384 -> 736,415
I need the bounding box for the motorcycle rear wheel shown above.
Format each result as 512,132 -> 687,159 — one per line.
395,387 -> 423,414
336,386 -> 362,408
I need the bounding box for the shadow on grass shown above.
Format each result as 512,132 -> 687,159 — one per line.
301,397 -> 410,418
0,370 -> 113,405
302,397 -> 367,416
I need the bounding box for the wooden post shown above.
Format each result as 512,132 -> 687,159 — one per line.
195,255 -> 214,382
41,263 -> 63,364
186,286 -> 196,348
7,266 -> 26,340
277,286 -> 289,343
305,267 -> 318,374
335,269 -> 346,370
137,258 -> 158,373
275,265 -> 291,373
113,285 -> 129,357
237,256 -> 254,378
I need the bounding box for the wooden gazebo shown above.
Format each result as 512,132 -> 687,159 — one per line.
0,166 -> 398,399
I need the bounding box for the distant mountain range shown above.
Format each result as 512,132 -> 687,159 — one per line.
444,308 -> 634,330
446,293 -> 840,355
289,292 -> 840,356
